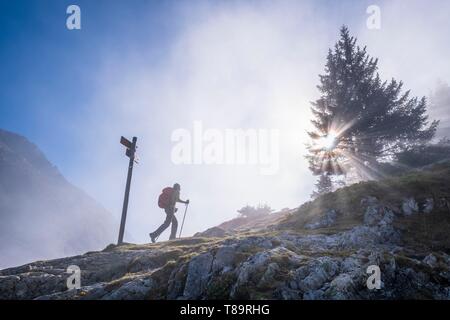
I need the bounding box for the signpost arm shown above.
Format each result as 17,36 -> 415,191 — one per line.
117,136 -> 137,245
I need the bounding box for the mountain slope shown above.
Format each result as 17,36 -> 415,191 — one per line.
0,129 -> 117,269
1,162 -> 450,299
194,208 -> 296,237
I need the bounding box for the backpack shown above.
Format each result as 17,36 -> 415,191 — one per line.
158,187 -> 174,208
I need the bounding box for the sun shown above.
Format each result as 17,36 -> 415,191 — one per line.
316,132 -> 338,151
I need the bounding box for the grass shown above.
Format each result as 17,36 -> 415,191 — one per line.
277,161 -> 450,243
395,210 -> 450,251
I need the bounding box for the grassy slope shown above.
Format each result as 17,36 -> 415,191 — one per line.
276,161 -> 450,250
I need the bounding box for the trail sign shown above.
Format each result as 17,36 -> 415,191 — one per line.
125,148 -> 134,158
120,136 -> 132,149
117,136 -> 138,245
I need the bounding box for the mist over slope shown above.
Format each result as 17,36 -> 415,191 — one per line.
0,129 -> 117,269
2,161 -> 450,300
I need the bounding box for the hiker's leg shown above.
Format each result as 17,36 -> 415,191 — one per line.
169,216 -> 178,240
152,209 -> 173,238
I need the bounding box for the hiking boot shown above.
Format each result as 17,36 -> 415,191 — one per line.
149,233 -> 156,243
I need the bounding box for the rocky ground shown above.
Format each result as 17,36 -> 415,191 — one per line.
1,164 -> 450,300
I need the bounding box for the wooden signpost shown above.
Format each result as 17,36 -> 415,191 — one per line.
117,136 -> 138,245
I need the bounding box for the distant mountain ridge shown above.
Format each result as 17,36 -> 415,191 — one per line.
0,129 -> 117,269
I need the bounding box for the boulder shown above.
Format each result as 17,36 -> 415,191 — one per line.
423,254 -> 438,268
183,252 -> 214,299
212,245 -> 236,273
294,257 -> 340,293
101,277 -> 154,300
305,209 -> 337,230
402,197 -> 419,215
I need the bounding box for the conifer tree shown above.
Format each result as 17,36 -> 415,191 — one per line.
307,26 -> 438,195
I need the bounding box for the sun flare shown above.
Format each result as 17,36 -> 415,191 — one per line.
316,132 -> 338,151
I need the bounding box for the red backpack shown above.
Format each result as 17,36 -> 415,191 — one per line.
158,187 -> 174,208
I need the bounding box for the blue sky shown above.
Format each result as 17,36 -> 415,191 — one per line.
0,0 -> 179,171
0,0 -> 365,183
1,0 -> 449,243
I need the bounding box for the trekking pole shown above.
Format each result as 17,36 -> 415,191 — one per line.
178,203 -> 189,238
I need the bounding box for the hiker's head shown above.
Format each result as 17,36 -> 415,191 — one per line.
173,183 -> 180,191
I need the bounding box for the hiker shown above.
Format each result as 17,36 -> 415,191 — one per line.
150,183 -> 189,243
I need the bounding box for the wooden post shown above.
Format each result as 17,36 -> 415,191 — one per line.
118,136 -> 137,245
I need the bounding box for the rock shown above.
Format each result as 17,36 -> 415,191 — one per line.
212,245 -> 236,273
305,209 -> 337,230
233,251 -> 270,287
422,198 -> 434,214
423,254 -> 438,268
364,205 -> 382,226
361,197 -> 385,226
278,288 -> 301,300
362,198 -> 394,227
438,198 -> 450,211
402,197 -> 419,215
0,275 -> 20,299
328,197 -> 400,249
338,224 -> 400,248
36,283 -> 107,300
167,263 -> 188,299
295,257 -> 340,293
12,272 -> 66,299
327,273 -> 355,299
303,289 -> 325,300
101,277 -> 154,300
230,247 -> 297,298
259,263 -> 280,287
341,256 -> 362,273
329,273 -> 354,291
183,252 -> 214,299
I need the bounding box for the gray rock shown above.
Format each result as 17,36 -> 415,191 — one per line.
212,245 -> 236,273
278,288 -> 301,300
338,224 -> 400,248
36,283 -> 107,300
234,251 -> 271,286
102,277 -> 154,300
402,197 -> 419,215
183,252 -> 214,299
422,198 -> 434,214
327,273 -> 355,299
259,262 -> 280,287
423,254 -> 438,268
362,197 -> 395,226
167,263 -> 188,299
341,256 -> 362,273
0,275 -> 20,299
303,289 -> 325,300
305,209 -> 337,230
295,257 -> 340,292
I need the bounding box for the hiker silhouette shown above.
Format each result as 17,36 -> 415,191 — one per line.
150,183 -> 189,242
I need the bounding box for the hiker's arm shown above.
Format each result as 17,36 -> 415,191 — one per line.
176,193 -> 189,204
177,197 -> 189,204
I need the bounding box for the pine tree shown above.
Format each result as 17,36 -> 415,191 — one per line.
311,174 -> 332,199
307,26 -> 438,184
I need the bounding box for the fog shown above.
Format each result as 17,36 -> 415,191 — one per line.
57,0 -> 450,243
0,129 -> 117,269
